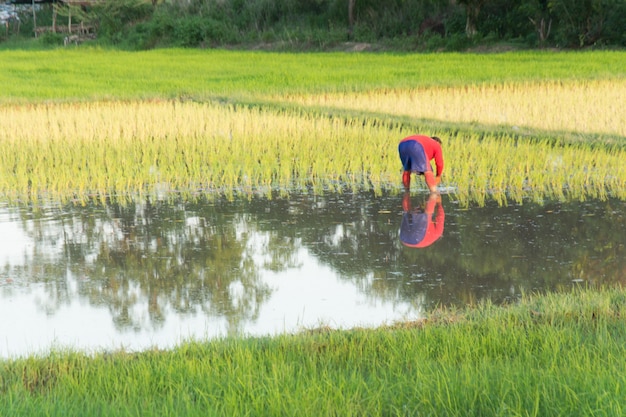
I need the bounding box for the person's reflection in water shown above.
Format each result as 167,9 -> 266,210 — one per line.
400,192 -> 445,248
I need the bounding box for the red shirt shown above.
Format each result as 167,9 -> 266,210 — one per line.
414,198 -> 445,248
400,195 -> 445,248
400,135 -> 444,177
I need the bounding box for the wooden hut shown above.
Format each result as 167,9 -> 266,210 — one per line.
9,0 -> 97,38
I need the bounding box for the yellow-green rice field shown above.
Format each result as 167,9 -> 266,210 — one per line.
275,79 -> 626,137
1,97 -> 625,205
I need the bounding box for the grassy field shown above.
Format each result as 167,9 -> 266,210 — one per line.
1,287 -> 625,416
1,49 -> 624,102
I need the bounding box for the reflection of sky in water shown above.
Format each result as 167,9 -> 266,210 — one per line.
1,193 -> 625,358
0,254 -> 422,357
0,218 -> 32,266
0,215 -> 422,358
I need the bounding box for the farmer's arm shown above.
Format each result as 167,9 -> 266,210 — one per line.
434,147 -> 444,178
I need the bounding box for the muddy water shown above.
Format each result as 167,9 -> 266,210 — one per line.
0,192 -> 624,357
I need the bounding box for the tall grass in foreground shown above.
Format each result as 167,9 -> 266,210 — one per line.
1,287 -> 625,416
1,100 -> 625,205
277,79 -> 626,138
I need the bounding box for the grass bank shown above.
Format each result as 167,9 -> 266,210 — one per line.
1,287 -> 625,416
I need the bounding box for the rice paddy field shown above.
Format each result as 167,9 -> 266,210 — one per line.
1,48 -> 626,416
1,49 -> 625,205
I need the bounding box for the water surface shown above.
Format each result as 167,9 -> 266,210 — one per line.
1,192 -> 624,357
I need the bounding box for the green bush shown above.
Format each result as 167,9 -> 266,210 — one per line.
423,32 -> 446,51
548,0 -> 620,47
172,16 -> 205,47
41,32 -> 65,46
603,1 -> 626,46
444,32 -> 475,51
93,0 -> 153,40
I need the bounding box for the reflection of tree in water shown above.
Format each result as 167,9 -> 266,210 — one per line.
567,199 -> 626,287
8,192 -> 626,328
14,197 -> 272,334
245,192 -> 626,309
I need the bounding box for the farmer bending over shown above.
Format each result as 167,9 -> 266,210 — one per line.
398,134 -> 444,193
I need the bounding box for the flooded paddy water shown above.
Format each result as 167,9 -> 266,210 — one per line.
1,191 -> 624,358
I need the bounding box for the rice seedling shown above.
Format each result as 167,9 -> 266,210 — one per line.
0,101 -> 396,200
1,99 -> 625,205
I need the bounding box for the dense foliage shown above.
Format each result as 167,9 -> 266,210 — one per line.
2,0 -> 625,50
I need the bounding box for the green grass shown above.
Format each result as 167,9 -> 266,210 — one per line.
1,287 -> 625,416
1,49 -> 625,102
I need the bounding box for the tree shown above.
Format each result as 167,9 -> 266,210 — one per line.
519,0 -> 552,46
456,0 -> 485,38
348,0 -> 356,37
548,0 -> 615,46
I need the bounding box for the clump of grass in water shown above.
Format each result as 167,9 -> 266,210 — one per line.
1,101 -> 625,206
1,287 -> 625,416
